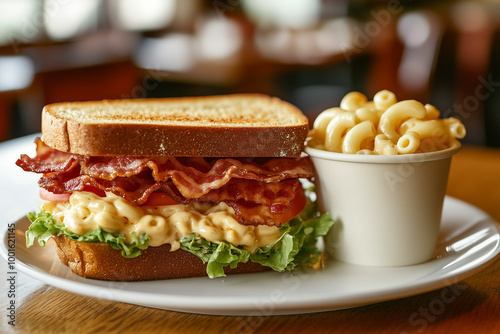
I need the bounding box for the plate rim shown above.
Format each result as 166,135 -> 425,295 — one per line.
2,196 -> 500,316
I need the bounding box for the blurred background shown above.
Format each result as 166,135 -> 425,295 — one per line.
0,0 -> 499,147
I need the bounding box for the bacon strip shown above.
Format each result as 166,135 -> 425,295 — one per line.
38,168 -> 299,210
194,179 -> 299,214
80,154 -> 312,200
16,138 -> 79,173
17,139 -> 313,226
38,173 -> 299,226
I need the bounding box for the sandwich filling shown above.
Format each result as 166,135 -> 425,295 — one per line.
17,138 -> 334,278
42,191 -> 282,253
17,138 -> 313,226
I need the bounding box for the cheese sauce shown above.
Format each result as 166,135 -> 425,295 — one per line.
42,191 -> 282,253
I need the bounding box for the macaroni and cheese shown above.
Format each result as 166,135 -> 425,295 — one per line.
42,191 -> 282,253
308,90 -> 466,154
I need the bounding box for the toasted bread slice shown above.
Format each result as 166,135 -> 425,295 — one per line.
41,94 -> 309,157
53,235 -> 270,281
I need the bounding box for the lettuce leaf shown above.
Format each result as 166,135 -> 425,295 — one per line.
180,235 -> 251,278
25,200 -> 334,278
26,210 -> 149,258
180,200 -> 334,278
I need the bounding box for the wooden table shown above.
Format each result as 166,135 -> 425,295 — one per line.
1,144 -> 500,334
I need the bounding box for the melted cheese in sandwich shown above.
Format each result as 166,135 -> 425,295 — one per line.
42,191 -> 282,253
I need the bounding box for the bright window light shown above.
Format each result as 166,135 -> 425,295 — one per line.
242,0 -> 321,29
134,34 -> 195,72
397,13 -> 432,48
0,0 -> 40,46
110,0 -> 176,31
197,17 -> 242,60
44,0 -> 101,41
0,56 -> 35,92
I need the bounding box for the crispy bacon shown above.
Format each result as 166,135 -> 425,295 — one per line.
230,201 -> 280,226
16,138 -> 313,226
80,155 -> 312,200
16,138 -> 79,174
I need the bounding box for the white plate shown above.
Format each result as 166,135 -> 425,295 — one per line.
1,197 -> 500,316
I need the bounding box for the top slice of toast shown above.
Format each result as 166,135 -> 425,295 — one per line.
41,94 -> 309,157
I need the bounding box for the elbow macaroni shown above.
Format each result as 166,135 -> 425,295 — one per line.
308,90 -> 466,155
342,120 -> 376,154
325,112 -> 356,152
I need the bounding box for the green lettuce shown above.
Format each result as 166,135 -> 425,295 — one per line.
25,200 -> 334,278
179,200 -> 334,278
26,210 -> 149,258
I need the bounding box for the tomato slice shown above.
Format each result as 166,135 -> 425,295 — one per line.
39,188 -> 70,202
272,183 -> 307,224
142,192 -> 180,206
39,186 -> 106,202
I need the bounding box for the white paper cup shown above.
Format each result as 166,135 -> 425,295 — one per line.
306,143 -> 461,266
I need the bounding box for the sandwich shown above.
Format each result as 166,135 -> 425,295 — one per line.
16,94 -> 334,281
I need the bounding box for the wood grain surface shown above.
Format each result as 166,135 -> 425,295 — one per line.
1,144 -> 500,334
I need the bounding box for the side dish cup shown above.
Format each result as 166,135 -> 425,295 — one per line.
306,142 -> 461,266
